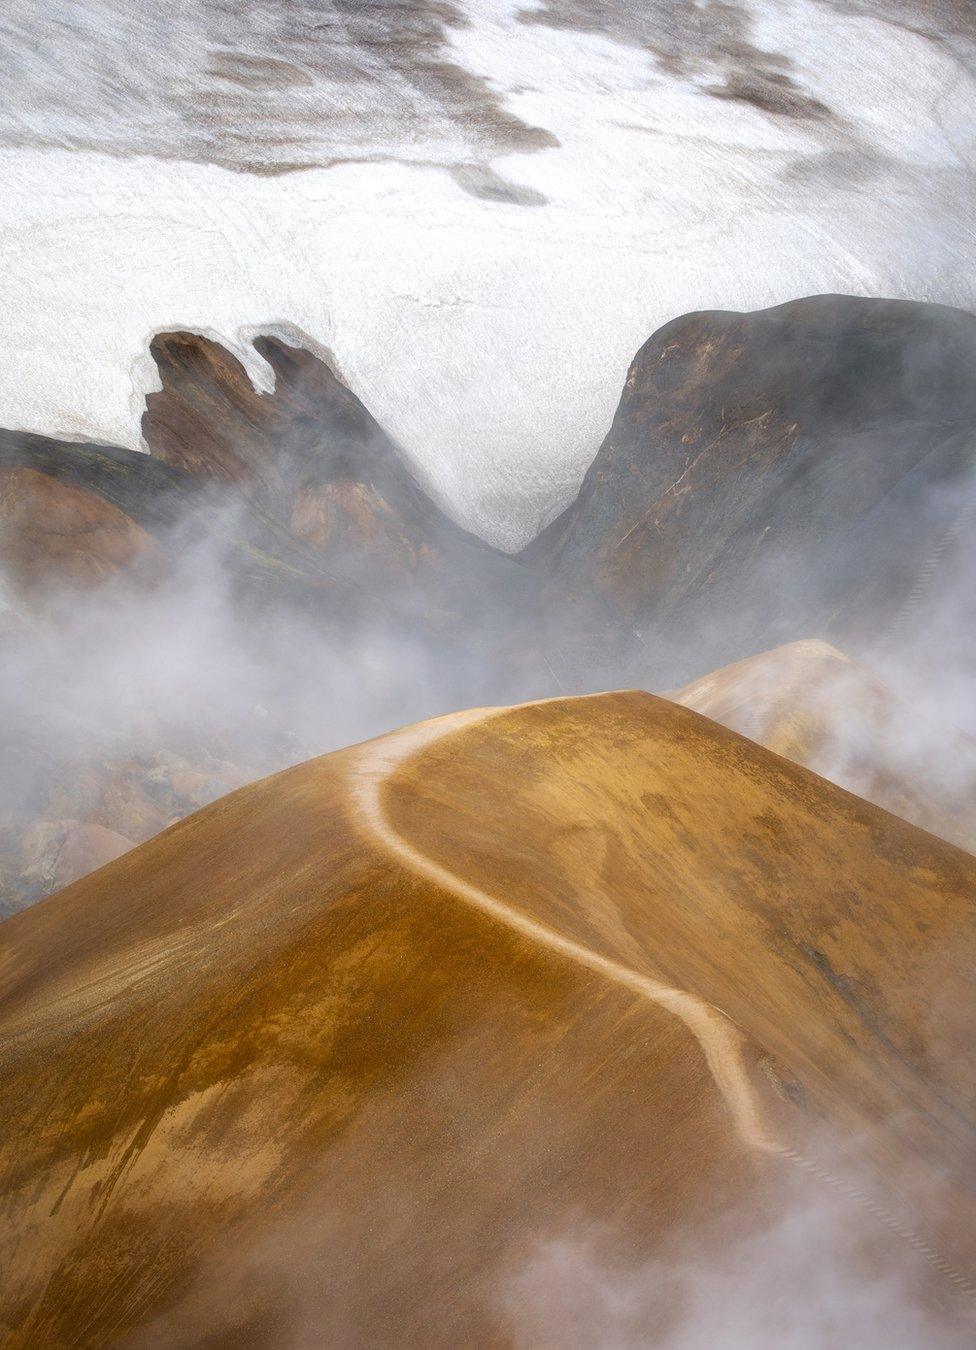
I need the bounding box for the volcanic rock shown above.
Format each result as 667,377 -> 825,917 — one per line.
525,296 -> 976,681
142,329 -> 530,597
673,639 -> 976,852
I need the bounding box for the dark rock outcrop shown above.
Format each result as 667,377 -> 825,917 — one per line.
525,295 -> 976,681
142,331 -> 529,601
138,329 -> 623,672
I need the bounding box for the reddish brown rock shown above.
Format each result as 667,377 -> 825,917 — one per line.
141,330 -> 465,582
142,332 -> 277,490
0,466 -> 161,595
144,333 -> 391,495
525,296 -> 976,680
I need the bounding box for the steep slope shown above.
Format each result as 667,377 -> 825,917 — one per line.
673,640 -> 976,853
3,330 -> 615,661
525,296 -> 976,681
4,1 -> 976,550
1,693 -> 974,1345
0,428 -> 342,604
142,329 -> 508,590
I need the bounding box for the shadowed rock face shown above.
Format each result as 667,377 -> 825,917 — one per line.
524,295 -> 976,682
13,297 -> 976,665
1,692 -> 974,1344
142,330 -> 505,587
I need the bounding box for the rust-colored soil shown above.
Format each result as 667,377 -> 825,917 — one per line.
1,692 -> 974,1345
0,467 -> 161,593
673,639 -> 976,851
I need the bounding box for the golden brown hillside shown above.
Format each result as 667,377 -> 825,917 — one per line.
1,692 -> 975,1346
673,640 -> 976,852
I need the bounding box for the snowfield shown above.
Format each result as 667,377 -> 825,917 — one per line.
1,0 -> 974,548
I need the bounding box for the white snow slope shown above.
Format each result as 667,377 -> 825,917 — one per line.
1,0 -> 974,548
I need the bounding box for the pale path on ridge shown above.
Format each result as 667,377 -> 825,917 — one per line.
349,699 -> 778,1154
347,698 -> 976,1301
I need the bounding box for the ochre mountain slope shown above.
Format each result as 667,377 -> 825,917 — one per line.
1,694 -> 975,1345
673,639 -> 976,852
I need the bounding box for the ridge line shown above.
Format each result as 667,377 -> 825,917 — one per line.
347,701 -> 976,1302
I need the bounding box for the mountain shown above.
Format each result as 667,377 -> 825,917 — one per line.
4,2 -> 976,550
10,297 -> 976,668
1,330 -> 609,658
5,296 -> 976,915
2,692 -> 974,1345
0,427 -> 347,604
142,329 -> 517,595
672,640 -> 976,853
524,296 -> 976,682
0,330 -> 617,915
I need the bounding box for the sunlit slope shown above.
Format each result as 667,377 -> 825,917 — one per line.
672,640 -> 976,851
373,695 -> 976,1267
1,693 -> 975,1345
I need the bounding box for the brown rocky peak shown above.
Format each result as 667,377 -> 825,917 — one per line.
142,329 -> 401,502
139,327 -> 500,588
143,331 -> 284,494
